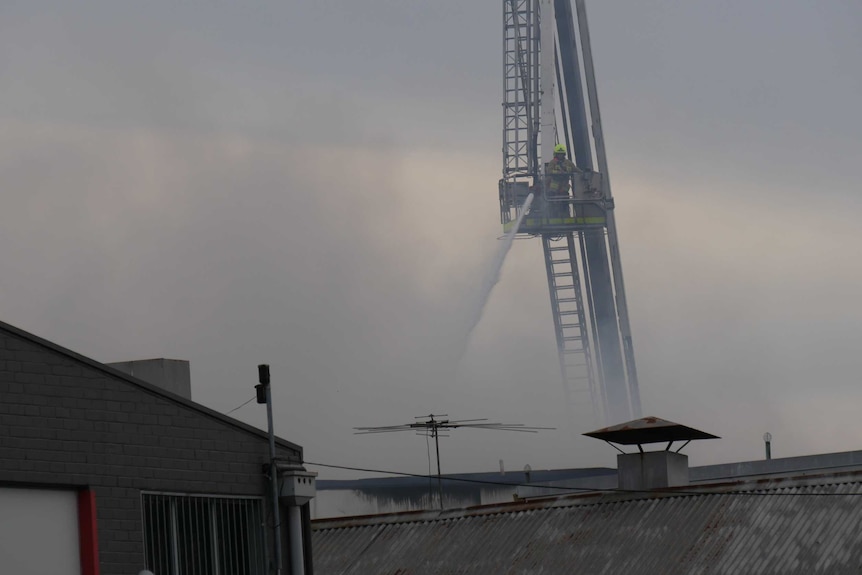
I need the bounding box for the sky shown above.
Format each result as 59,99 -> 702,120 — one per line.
1,1 -> 861,480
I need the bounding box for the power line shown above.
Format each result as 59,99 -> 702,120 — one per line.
303,460 -> 862,498
225,396 -> 256,416
305,460 -> 593,492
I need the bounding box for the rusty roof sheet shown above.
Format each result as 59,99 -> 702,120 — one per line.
583,416 -> 719,445
312,471 -> 862,574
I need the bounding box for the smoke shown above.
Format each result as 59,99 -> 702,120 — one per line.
2,0 -> 862,480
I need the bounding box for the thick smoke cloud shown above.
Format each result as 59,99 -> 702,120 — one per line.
1,1 -> 861,478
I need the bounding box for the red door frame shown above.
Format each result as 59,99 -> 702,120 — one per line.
77,489 -> 100,575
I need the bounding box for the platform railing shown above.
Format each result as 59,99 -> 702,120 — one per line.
500,176 -> 611,233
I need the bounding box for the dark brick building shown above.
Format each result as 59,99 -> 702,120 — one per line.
0,320 -> 310,575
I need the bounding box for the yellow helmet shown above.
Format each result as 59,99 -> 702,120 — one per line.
553,144 -> 567,155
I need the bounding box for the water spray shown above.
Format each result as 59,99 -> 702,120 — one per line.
455,193 -> 534,368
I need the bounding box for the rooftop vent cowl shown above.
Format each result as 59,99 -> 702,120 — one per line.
584,417 -> 720,491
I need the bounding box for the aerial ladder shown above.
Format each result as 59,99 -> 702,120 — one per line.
500,0 -> 641,424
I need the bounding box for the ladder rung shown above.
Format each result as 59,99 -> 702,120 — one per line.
555,284 -> 576,290
563,336 -> 583,341
558,310 -> 580,316
557,297 -> 579,303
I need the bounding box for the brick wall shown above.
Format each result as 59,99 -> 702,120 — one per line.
0,323 -> 302,575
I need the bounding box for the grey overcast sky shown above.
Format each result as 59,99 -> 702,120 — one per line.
1,1 -> 861,478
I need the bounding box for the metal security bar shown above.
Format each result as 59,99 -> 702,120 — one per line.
142,493 -> 267,575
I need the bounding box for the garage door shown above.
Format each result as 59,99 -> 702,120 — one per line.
0,487 -> 81,574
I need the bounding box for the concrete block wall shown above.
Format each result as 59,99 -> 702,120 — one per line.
0,324 -> 302,575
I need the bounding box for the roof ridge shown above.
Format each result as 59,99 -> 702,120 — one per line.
0,318 -> 302,456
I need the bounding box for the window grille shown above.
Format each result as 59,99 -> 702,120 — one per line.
142,493 -> 267,575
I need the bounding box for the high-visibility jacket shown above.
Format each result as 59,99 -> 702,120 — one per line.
546,157 -> 576,195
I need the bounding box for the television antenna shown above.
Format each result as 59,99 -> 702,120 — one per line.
355,414 -> 553,509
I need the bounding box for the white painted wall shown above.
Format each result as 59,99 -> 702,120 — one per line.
0,487 -> 80,575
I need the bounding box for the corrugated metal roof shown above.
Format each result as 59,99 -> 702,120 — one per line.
312,471 -> 862,574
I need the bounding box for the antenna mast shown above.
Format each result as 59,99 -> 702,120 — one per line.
356,414 -> 552,509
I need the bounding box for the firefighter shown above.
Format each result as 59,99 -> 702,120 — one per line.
546,143 -> 576,218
